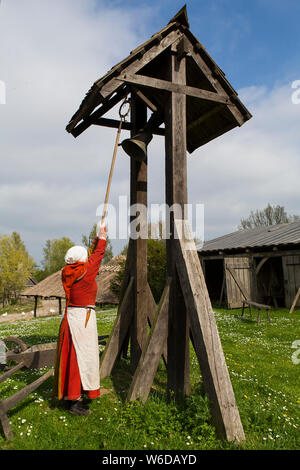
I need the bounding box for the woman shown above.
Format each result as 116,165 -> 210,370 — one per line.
53,223 -> 107,416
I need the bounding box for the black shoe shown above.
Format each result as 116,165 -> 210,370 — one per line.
69,400 -> 91,416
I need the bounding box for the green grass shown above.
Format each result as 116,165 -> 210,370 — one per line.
0,301 -> 40,317
0,305 -> 299,450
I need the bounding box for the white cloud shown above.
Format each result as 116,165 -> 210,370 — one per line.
0,1 -> 299,264
0,0 -> 149,262
187,83 -> 300,240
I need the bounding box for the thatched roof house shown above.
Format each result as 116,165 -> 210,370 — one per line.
21,255 -> 125,314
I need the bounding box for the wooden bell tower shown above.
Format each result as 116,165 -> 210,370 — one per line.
66,6 -> 252,442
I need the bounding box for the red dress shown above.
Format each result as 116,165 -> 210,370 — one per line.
53,238 -> 107,401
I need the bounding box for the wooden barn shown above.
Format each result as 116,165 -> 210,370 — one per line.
197,221 -> 300,309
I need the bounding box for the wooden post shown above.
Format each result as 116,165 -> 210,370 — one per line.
100,278 -> 134,379
129,92 -> 148,373
164,42 -> 190,397
127,278 -> 171,402
34,296 -> 38,318
174,219 -> 245,442
58,297 -> 62,315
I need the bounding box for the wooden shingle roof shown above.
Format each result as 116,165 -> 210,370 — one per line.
66,6 -> 251,153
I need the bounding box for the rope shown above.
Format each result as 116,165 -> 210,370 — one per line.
88,96 -> 130,257
101,97 -> 130,224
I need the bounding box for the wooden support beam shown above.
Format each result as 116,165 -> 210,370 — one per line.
164,46 -> 190,398
127,278 -> 171,402
0,368 -> 54,440
100,278 -> 134,378
117,74 -> 230,105
174,219 -> 245,443
100,277 -> 134,379
146,282 -> 167,366
289,286 -> 300,314
70,86 -> 129,137
34,296 -> 38,318
93,117 -> 165,136
255,257 -> 270,276
186,47 -> 246,126
134,89 -> 158,112
129,94 -> 148,373
98,29 -> 184,102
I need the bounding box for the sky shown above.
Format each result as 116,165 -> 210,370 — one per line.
0,0 -> 300,265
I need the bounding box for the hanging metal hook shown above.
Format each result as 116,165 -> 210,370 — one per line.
119,96 -> 131,121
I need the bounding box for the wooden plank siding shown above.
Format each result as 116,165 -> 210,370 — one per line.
282,255 -> 300,308
224,257 -> 252,308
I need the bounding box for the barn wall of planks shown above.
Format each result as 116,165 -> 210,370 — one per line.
200,249 -> 300,310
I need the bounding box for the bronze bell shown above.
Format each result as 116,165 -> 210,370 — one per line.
120,110 -> 163,162
121,130 -> 153,162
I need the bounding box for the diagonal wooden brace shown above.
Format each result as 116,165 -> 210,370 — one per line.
174,219 -> 245,443
100,277 -> 134,379
0,368 -> 54,440
127,278 -> 171,402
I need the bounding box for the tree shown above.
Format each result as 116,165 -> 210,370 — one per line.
0,232 -> 35,305
239,203 -> 300,230
81,223 -> 113,264
41,237 -> 74,277
110,220 -> 167,303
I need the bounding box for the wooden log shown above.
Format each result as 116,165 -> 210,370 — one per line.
0,368 -> 54,440
174,219 -> 245,443
99,277 -> 134,379
164,45 -> 190,397
0,399 -> 14,440
0,362 -> 24,385
127,278 -> 171,402
2,368 -> 54,413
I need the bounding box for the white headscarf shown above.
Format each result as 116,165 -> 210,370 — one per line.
64,246 -> 88,264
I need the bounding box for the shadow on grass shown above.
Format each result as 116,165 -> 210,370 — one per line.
234,315 -> 256,324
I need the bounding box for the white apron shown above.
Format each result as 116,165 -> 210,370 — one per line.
65,307 -> 100,391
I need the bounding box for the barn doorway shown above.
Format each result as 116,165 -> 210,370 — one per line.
255,256 -> 285,307
204,259 -> 224,305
